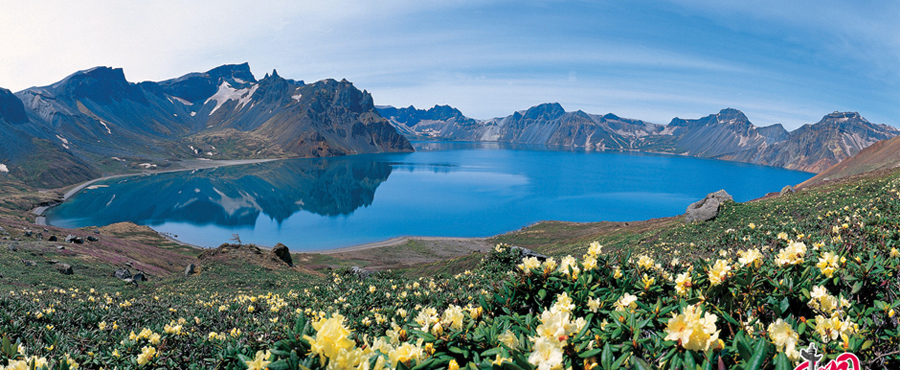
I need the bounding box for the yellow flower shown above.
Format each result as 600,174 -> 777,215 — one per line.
614,293 -> 638,312
518,256 -> 541,274
642,274 -> 655,290
774,241 -> 807,266
389,341 -> 425,367
613,267 -> 623,279
636,255 -> 654,270
816,252 -> 840,278
664,304 -> 719,352
582,255 -> 597,271
737,248 -> 763,268
528,336 -> 564,370
767,319 -> 800,361
492,355 -> 512,365
441,304 -> 465,331
814,315 -> 856,344
891,248 -> 900,258
98,321 -> 107,330
542,258 -> 558,274
112,349 -> 120,358
448,359 -> 460,370
148,333 -> 161,345
558,255 -> 580,279
587,297 -> 601,312
65,353 -> 80,370
499,330 -> 520,349
675,272 -> 692,296
708,259 -> 731,286
304,313 -> 356,366
587,241 -> 603,256
748,223 -> 756,229
777,232 -> 789,240
244,350 -> 271,370
136,346 -> 157,366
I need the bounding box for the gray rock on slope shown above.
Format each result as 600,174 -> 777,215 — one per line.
685,190 -> 733,223
272,243 -> 293,267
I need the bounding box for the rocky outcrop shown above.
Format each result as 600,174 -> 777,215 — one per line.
57,263 -> 73,275
272,243 -> 293,267
685,190 -> 733,223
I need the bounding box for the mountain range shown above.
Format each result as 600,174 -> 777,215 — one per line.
0,63 -> 412,188
377,104 -> 899,173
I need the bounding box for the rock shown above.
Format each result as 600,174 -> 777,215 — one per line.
56,245 -> 65,250
132,271 -> 146,282
510,246 -> 548,261
114,268 -> 132,279
24,230 -> 32,237
93,229 -> 100,234
347,266 -> 371,279
48,260 -> 59,264
184,263 -> 195,277
65,235 -> 84,244
8,244 -> 17,252
48,235 -> 58,242
36,232 -> 43,239
780,185 -> 795,197
22,260 -> 37,266
87,236 -> 99,242
272,243 -> 293,267
685,190 -> 733,223
56,263 -> 73,275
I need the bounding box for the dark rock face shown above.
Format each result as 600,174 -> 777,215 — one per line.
685,190 -> 733,223
114,268 -> 132,279
272,243 -> 293,267
132,271 -> 146,282
57,263 -> 73,275
0,88 -> 28,124
510,246 -> 548,262
65,235 -> 84,244
48,235 -> 58,241
22,260 -> 37,266
184,263 -> 195,277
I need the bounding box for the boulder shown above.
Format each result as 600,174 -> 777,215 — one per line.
272,243 -> 293,267
780,185 -> 795,197
22,260 -> 37,267
87,236 -> 99,242
184,263 -> 195,277
685,190 -> 733,223
65,235 -> 84,244
56,246 -> 65,250
132,271 -> 146,282
347,266 -> 371,279
48,235 -> 58,242
56,263 -> 73,275
510,246 -> 548,261
8,243 -> 17,252
114,268 -> 132,279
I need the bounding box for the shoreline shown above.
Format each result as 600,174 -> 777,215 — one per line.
304,236 -> 490,255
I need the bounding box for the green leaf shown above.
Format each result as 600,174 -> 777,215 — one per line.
579,348 -> 602,359
631,357 -> 652,370
602,343 -> 613,369
851,282 -> 863,295
744,338 -> 768,370
861,339 -> 874,351
779,297 -> 790,314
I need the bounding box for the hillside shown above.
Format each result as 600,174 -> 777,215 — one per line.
0,64 -> 412,188
800,134 -> 900,188
378,104 -> 898,173
3,157 -> 900,368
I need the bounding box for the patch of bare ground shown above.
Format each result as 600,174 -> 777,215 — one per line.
298,237 -> 491,271
0,218 -> 195,277
200,243 -> 323,277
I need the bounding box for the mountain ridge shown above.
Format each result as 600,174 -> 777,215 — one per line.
0,64 -> 413,188
377,104 -> 898,173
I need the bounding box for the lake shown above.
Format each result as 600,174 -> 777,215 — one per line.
45,142 -> 814,251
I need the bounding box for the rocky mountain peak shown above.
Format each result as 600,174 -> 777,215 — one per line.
715,108 -> 749,124
523,102 -> 565,120
0,88 -> 28,124
49,66 -> 142,104
206,63 -> 256,84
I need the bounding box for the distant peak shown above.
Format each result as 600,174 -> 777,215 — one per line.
207,63 -> 256,84
523,102 -> 565,120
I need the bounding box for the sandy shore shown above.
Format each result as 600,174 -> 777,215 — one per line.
306,236 -> 489,254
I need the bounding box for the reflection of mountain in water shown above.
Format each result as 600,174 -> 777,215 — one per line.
48,157 -> 393,228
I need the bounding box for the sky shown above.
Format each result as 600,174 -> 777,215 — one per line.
0,0 -> 897,130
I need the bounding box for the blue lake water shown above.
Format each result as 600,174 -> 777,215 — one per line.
45,142 -> 814,251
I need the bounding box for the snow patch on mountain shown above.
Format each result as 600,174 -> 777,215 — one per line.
99,121 -> 112,134
168,95 -> 193,106
0,164 -> 8,173
206,82 -> 259,115
56,135 -> 70,149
